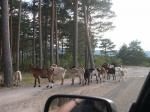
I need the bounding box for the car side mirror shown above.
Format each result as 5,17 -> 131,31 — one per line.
44,94 -> 118,112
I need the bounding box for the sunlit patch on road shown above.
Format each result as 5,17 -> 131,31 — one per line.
138,76 -> 146,77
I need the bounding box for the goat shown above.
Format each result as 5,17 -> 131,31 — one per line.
89,68 -> 99,83
29,64 -> 54,88
97,67 -> 107,82
84,69 -> 90,85
90,67 -> 107,83
119,66 -> 128,82
50,64 -> 67,85
70,66 -> 85,86
102,63 -> 116,80
13,71 -> 22,86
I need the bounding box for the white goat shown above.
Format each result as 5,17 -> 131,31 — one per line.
14,71 -> 22,86
50,64 -> 67,85
119,66 -> 128,82
90,68 -> 102,83
70,66 -> 85,86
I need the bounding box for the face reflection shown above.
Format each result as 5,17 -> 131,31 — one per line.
93,101 -> 106,111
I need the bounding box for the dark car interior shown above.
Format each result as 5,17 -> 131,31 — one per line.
129,71 -> 150,112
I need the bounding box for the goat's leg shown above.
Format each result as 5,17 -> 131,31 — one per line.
106,74 -> 108,80
17,80 -> 21,86
71,74 -> 75,85
112,74 -> 116,80
119,75 -> 124,82
79,76 -> 81,85
71,78 -> 74,85
52,74 -> 55,83
61,77 -> 64,85
103,74 -> 105,82
47,78 -> 54,89
108,75 -> 110,80
123,75 -> 126,82
88,76 -> 90,85
16,80 -> 18,86
83,78 -> 85,86
38,78 -> 41,87
99,75 -> 101,83
50,80 -> 54,88
90,75 -> 92,83
34,78 -> 36,87
17,80 -> 19,86
115,74 -> 116,80
61,73 -> 65,85
18,78 -> 21,86
107,74 -> 110,80
81,78 -> 84,86
80,76 -> 86,86
47,77 -> 50,88
84,78 -> 86,85
96,76 -> 98,83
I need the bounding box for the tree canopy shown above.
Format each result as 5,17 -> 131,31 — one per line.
117,40 -> 147,65
99,38 -> 116,56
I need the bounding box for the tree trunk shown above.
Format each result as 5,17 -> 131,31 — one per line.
1,0 -> 13,86
55,0 -> 59,66
32,0 -> 36,67
50,0 -> 55,66
44,5 -> 49,68
16,0 -> 22,71
39,0 -> 43,69
85,5 -> 89,68
73,0 -> 78,67
82,0 -> 95,69
9,0 -> 13,55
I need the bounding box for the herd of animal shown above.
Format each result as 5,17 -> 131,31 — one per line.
0,63 -> 128,88
70,64 -> 128,86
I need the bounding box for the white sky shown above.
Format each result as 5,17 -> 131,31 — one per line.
104,0 -> 150,51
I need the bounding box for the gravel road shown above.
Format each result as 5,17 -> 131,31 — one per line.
0,66 -> 150,112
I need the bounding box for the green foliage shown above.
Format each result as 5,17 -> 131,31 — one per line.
60,53 -> 73,69
117,44 -> 129,64
94,55 -> 122,67
99,38 -> 116,56
117,40 -> 149,66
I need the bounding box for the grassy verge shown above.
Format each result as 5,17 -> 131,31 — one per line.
0,71 -> 72,88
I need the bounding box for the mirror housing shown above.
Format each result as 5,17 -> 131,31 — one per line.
44,94 -> 118,112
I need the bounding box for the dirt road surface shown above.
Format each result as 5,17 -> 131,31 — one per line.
0,66 -> 150,112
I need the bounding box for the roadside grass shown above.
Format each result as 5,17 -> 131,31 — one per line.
21,73 -> 34,86
0,71 -> 72,88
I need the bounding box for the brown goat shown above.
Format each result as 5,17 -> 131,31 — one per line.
29,64 -> 54,88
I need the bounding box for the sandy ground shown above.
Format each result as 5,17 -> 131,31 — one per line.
0,66 -> 150,112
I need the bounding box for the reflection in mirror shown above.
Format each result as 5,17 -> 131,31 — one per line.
49,97 -> 108,112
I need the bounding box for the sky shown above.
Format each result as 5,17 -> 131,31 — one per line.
104,0 -> 150,51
